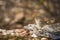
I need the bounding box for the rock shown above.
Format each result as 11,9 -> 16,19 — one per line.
31,33 -> 37,37
42,23 -> 60,32
49,32 -> 60,39
39,23 -> 60,39
24,24 -> 41,37
41,37 -> 48,40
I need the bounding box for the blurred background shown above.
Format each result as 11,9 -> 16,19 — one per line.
0,0 -> 60,40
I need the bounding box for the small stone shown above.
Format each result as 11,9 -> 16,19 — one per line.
41,38 -> 48,40
31,33 -> 37,37
11,32 -> 15,36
